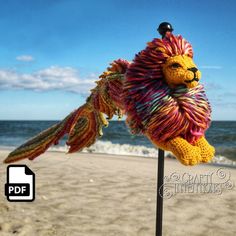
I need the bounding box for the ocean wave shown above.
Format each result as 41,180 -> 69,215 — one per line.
49,140 -> 236,167
49,140 -> 165,158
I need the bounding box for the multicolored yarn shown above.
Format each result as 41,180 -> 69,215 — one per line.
4,33 -> 215,166
4,59 -> 130,163
123,32 -> 211,144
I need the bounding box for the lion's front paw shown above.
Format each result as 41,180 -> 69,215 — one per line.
176,145 -> 202,166
167,137 -> 202,166
194,137 -> 215,163
200,144 -> 215,163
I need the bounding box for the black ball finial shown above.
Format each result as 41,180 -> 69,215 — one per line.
157,22 -> 174,38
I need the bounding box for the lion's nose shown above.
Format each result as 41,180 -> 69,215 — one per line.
187,67 -> 198,73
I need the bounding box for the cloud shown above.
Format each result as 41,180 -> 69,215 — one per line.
203,82 -> 222,90
213,101 -> 236,108
199,65 -> 222,70
16,55 -> 35,62
0,66 -> 96,94
222,92 -> 236,97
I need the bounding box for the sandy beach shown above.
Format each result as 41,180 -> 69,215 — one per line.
0,149 -> 235,236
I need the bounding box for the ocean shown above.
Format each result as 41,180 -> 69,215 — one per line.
0,120 -> 235,166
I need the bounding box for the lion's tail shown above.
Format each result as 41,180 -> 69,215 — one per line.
4,103 -> 104,163
4,58 -> 130,164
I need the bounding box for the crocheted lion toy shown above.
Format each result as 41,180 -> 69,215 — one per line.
4,32 -> 215,166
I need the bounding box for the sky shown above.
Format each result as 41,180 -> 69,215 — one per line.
0,0 -> 236,120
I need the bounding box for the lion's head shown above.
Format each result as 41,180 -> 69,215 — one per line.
123,33 -> 211,144
163,55 -> 201,88
146,32 -> 201,89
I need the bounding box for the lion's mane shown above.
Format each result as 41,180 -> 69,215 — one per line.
123,33 -> 211,144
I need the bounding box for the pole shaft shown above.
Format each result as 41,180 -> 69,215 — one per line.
156,148 -> 165,236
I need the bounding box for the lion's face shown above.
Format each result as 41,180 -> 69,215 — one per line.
162,55 -> 201,88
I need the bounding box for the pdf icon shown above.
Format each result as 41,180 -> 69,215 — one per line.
5,165 -> 35,202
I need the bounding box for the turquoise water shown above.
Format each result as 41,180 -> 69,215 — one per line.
0,120 -> 235,162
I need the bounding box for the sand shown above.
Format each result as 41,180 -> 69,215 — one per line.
0,149 -> 235,236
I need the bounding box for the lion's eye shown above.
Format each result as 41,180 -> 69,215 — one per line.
171,63 -> 181,69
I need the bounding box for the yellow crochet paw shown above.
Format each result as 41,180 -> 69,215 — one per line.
194,137 -> 215,163
167,137 -> 201,166
175,145 -> 201,166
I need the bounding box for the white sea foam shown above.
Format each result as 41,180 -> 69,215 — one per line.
49,140 -> 236,167
49,140 -> 167,158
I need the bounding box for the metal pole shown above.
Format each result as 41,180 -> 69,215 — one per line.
156,148 -> 165,236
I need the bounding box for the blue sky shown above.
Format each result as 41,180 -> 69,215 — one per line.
0,0 -> 235,120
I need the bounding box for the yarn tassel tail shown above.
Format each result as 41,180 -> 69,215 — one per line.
4,104 -> 102,163
4,59 -> 130,164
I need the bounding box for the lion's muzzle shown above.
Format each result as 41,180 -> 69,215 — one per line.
184,67 -> 201,88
